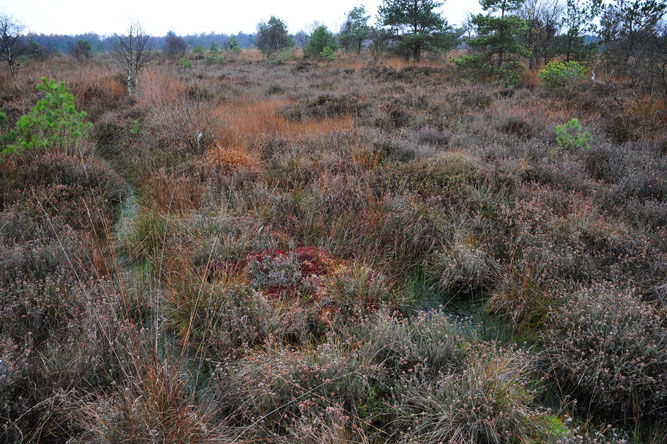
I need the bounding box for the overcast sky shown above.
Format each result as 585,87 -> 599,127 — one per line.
1,0 -> 482,36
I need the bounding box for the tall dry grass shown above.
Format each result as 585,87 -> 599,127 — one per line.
206,97 -> 353,172
211,98 -> 354,146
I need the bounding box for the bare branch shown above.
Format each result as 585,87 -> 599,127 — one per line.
112,20 -> 153,97
0,14 -> 26,79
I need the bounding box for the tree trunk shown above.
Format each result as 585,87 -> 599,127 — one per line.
499,0 -> 506,68
566,34 -> 573,62
6,44 -> 17,79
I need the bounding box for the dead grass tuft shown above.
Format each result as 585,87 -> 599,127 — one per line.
206,142 -> 257,172
139,67 -> 188,109
211,98 -> 354,148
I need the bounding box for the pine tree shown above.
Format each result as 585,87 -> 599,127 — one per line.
304,26 -> 339,59
557,0 -> 598,62
256,16 -> 293,57
26,38 -> 47,61
339,6 -> 371,54
598,0 -> 666,100
461,0 -> 529,86
469,0 -> 529,68
226,36 -> 242,56
378,0 -> 457,61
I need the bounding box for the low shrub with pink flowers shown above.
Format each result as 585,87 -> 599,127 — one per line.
544,283 -> 666,419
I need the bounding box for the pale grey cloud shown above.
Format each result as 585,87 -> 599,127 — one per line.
1,0 -> 481,35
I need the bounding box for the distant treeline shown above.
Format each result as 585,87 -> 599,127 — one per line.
24,32 -> 256,55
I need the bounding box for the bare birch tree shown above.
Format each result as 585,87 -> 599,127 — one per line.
112,21 -> 153,97
0,14 -> 25,79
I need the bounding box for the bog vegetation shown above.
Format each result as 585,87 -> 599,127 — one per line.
0,0 -> 665,442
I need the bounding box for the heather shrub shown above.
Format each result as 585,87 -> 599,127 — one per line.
603,115 -> 637,144
92,118 -> 126,158
369,195 -> 443,274
1,150 -> 128,233
248,249 -> 312,294
165,280 -> 269,356
266,296 -> 330,345
455,85 -> 493,109
520,235 -> 594,284
290,93 -> 367,120
584,143 -> 616,181
393,152 -> 483,199
1,278 -> 129,442
0,227 -> 85,285
355,310 -> 602,443
319,265 -> 394,328
188,214 -> 277,270
285,404 -> 370,443
218,341 -> 376,433
380,98 -> 411,129
620,197 -> 667,230
358,310 -> 467,378
388,346 -> 553,443
427,239 -> 500,299
417,127 -> 450,146
498,115 -> 534,140
37,283 -> 129,387
366,139 -> 413,163
264,154 -> 319,191
544,284 -> 666,419
614,164 -> 667,203
653,134 -> 667,155
519,157 -> 590,192
0,336 -> 28,405
266,84 -> 285,95
0,270 -> 78,346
